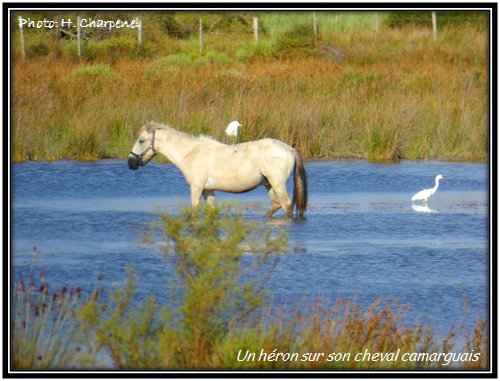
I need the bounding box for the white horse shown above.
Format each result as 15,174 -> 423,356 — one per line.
128,122 -> 308,218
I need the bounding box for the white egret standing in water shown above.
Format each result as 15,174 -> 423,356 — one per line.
225,121 -> 242,142
412,174 -> 445,204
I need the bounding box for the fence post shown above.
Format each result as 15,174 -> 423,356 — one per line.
138,19 -> 143,46
375,12 -> 379,34
432,12 -> 438,41
199,18 -> 203,55
18,16 -> 26,60
253,17 -> 259,42
77,14 -> 82,57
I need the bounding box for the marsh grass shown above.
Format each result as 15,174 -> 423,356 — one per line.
12,12 -> 487,162
73,63 -> 114,77
12,247 -> 83,369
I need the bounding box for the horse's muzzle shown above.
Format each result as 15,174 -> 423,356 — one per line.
128,156 -> 141,170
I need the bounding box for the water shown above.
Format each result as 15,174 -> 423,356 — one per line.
11,159 -> 489,339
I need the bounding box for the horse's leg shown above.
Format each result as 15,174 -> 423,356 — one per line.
264,182 -> 281,217
269,181 -> 293,218
202,190 -> 216,207
190,185 -> 204,216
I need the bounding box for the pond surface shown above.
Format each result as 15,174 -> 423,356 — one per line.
11,159 -> 490,340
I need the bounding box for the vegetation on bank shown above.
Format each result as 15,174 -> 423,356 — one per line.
12,205 -> 489,370
11,12 -> 488,161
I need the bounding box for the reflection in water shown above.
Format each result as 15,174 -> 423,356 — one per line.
411,204 -> 439,213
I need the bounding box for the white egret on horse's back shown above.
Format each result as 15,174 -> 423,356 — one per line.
128,122 -> 308,218
225,121 -> 242,138
411,174 -> 445,204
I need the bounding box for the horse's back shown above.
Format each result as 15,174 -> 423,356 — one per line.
240,138 -> 295,158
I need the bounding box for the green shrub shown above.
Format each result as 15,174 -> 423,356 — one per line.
252,40 -> 279,57
77,204 -> 287,368
158,204 -> 286,367
205,47 -> 230,64
235,47 -> 250,62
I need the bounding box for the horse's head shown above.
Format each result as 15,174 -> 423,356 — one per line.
128,124 -> 158,170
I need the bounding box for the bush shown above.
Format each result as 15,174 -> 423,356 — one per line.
205,47 -> 230,64
235,47 -> 250,62
158,204 -> 285,367
77,204 -> 287,368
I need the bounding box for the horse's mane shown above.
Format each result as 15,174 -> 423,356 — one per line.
199,135 -> 218,142
142,121 -> 219,143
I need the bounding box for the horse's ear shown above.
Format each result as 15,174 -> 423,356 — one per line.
145,121 -> 155,133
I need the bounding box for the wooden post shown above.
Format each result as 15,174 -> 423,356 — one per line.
18,16 -> 26,60
432,12 -> 438,41
375,12 -> 379,34
138,19 -> 143,46
199,18 -> 203,55
253,17 -> 259,42
313,12 -> 318,42
77,14 -> 82,57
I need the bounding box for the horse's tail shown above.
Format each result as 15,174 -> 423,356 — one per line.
292,149 -> 308,217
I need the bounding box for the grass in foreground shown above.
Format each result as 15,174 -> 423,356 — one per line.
11,205 -> 489,370
12,247 -> 83,369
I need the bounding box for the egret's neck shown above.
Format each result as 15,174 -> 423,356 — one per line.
433,178 -> 441,192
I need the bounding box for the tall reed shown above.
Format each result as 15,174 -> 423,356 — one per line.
12,247 -> 83,369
